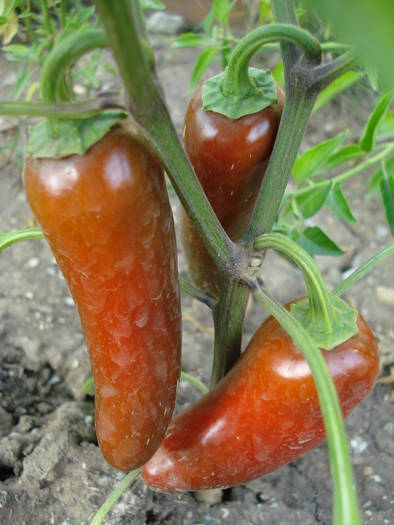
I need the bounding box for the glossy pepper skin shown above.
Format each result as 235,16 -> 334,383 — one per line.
181,84 -> 284,295
24,126 -> 181,471
142,305 -> 378,491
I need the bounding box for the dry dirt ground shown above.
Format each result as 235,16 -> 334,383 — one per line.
0,27 -> 393,525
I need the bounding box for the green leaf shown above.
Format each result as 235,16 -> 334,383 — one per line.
365,62 -> 379,92
82,377 -> 95,397
173,32 -> 205,49
313,71 -> 363,113
297,226 -> 344,256
293,131 -> 348,183
326,184 -> 357,225
360,91 -> 393,152
190,47 -> 219,89
202,67 -> 277,119
368,156 -> 394,197
272,61 -> 284,88
322,144 -> 364,171
296,181 -> 332,218
28,110 -> 126,159
0,228 -> 43,251
212,0 -> 236,26
379,170 -> 394,235
378,111 -> 394,140
139,0 -> 165,11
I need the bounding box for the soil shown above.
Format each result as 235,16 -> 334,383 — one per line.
0,19 -> 393,525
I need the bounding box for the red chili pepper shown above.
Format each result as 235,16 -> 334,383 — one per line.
142,305 -> 378,491
24,126 -> 181,471
181,84 -> 284,294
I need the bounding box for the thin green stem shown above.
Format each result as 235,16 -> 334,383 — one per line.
0,228 -> 43,251
0,98 -> 124,119
333,244 -> 394,297
292,143 -> 394,200
180,371 -> 209,395
40,0 -> 54,37
90,469 -> 141,525
59,0 -> 67,28
24,9 -> 36,45
179,275 -> 216,309
252,285 -> 362,525
94,0 -> 239,278
211,281 -> 250,387
222,23 -> 321,97
40,29 -> 108,102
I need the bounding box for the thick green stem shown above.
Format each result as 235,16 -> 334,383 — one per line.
40,29 -> 108,102
211,281 -> 250,387
0,98 -> 123,119
222,23 -> 321,97
94,0 -> 239,278
179,275 -> 215,309
243,86 -> 317,241
253,285 -> 362,525
313,51 -> 359,90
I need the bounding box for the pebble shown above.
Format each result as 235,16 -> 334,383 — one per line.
64,297 -> 74,307
146,12 -> 185,34
376,286 -> 394,306
350,436 -> 368,454
27,257 -> 40,268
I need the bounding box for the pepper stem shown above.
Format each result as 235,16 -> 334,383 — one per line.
253,233 -> 358,349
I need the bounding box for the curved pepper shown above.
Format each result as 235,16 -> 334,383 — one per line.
142,305 -> 378,491
181,84 -> 284,295
24,126 -> 181,471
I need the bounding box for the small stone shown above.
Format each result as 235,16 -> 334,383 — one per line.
350,436 -> 368,454
375,225 -> 389,237
27,257 -> 40,268
194,488 -> 223,504
363,466 -> 374,477
0,407 -> 13,438
64,296 -> 74,307
376,286 -> 394,306
146,12 -> 185,35
24,291 -> 34,300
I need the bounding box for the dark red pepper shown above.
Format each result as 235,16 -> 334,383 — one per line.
142,304 -> 378,491
181,84 -> 284,295
24,126 -> 181,471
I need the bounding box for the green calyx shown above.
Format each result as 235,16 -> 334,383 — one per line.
30,28 -> 126,159
254,233 -> 358,350
202,67 -> 278,119
28,110 -> 126,159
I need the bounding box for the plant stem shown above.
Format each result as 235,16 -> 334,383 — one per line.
211,281 -> 250,387
0,99 -> 124,119
333,243 -> 394,296
40,0 -> 54,38
94,0 -> 239,277
179,275 -> 215,309
313,51 -> 359,90
252,285 -> 362,525
290,143 -> 394,200
0,228 -> 43,251
90,469 -> 141,525
180,371 -> 209,395
243,85 -> 317,242
40,29 -> 108,102
222,23 -> 321,96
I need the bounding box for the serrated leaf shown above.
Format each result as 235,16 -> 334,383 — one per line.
293,131 -> 348,183
313,71 -> 363,113
297,226 -> 344,256
322,144 -> 364,171
296,181 -> 332,218
360,91 -> 393,152
190,47 -> 219,89
380,170 -> 394,235
326,184 -> 357,225
173,32 -> 205,49
0,228 -> 43,251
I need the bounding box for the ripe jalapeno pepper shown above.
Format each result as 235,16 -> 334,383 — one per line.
181,84 -> 284,295
24,126 -> 181,471
142,304 -> 378,491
